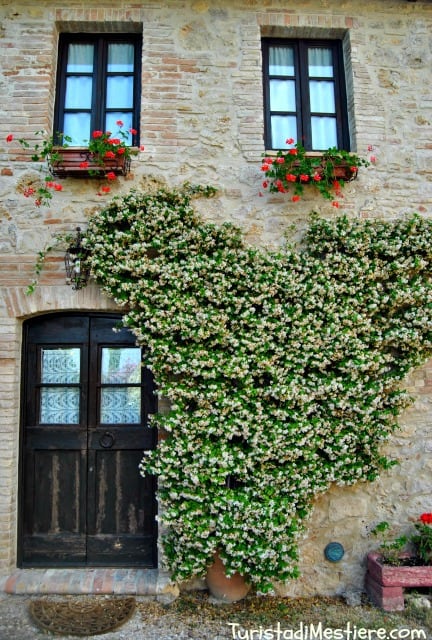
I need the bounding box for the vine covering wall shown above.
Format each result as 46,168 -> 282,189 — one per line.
82,185 -> 432,591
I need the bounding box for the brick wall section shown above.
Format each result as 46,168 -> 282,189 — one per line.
0,0 -> 431,596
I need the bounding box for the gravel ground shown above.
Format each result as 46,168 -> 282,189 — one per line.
1,591 -> 432,640
0,593 -> 231,640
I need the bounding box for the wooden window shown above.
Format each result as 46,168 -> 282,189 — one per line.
54,34 -> 142,146
262,39 -> 350,151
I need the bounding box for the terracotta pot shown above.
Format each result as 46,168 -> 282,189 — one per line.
49,147 -> 130,178
205,551 -> 250,602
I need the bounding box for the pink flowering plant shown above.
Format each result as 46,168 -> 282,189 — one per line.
84,121 -> 138,167
6,120 -> 144,205
261,138 -> 372,207
6,130 -> 70,206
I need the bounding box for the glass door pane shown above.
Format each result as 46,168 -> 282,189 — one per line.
39,348 -> 81,424
100,347 -> 142,424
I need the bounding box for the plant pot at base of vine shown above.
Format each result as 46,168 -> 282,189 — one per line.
205,551 -> 251,603
49,147 -> 131,178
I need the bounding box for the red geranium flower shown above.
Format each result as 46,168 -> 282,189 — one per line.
129,128 -> 137,135
116,120 -> 124,127
106,172 -> 117,181
420,513 -> 432,524
286,174 -> 296,183
79,161 -> 89,169
92,130 -> 104,138
299,174 -> 310,182
291,195 -> 300,202
6,134 -> 13,143
104,151 -> 116,159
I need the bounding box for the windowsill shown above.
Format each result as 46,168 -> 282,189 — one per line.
264,150 -> 342,157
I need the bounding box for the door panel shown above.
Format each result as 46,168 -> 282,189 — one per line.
87,450 -> 156,565
20,313 -> 157,567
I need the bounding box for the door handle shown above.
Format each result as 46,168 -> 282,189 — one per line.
99,432 -> 115,448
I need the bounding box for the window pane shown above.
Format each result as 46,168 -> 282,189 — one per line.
308,48 -> 333,78
41,348 -> 80,384
271,115 -> 297,149
100,388 -> 141,424
40,388 -> 80,424
101,348 -> 141,384
65,76 -> 93,109
67,44 -> 94,72
108,43 -> 134,72
63,113 -> 91,145
105,113 -> 133,144
309,81 -> 336,114
106,76 -> 134,109
270,79 -> 296,112
311,117 -> 337,150
269,46 -> 294,76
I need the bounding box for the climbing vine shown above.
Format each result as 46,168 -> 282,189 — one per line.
82,185 -> 432,591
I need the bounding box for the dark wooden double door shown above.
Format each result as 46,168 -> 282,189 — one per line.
20,314 -> 157,567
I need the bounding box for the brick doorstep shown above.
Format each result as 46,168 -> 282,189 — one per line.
1,568 -> 162,595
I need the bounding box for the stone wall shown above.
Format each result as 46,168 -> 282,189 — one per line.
0,0 -> 431,597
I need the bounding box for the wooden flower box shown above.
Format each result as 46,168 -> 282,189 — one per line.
365,552 -> 432,611
303,157 -> 358,182
48,147 -> 130,178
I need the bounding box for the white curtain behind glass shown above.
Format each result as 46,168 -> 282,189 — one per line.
308,48 -> 337,150
106,44 -> 135,144
64,44 -> 94,145
269,46 -> 297,148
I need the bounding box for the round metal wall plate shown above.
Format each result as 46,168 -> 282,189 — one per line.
324,542 -> 345,562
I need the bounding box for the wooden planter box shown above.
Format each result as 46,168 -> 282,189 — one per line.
329,163 -> 358,181
49,147 -> 130,178
365,552 -> 432,611
303,161 -> 358,183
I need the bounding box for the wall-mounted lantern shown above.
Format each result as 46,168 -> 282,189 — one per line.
64,227 -> 90,290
